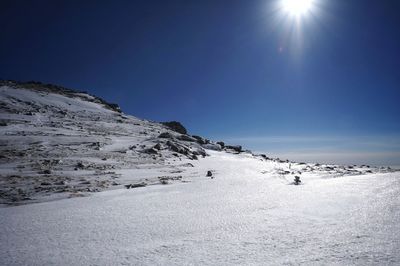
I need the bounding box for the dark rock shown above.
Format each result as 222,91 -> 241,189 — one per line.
158,175 -> 182,182
39,170 -> 51,175
206,170 -> 213,177
166,141 -> 189,155
216,141 -> 225,148
142,148 -> 158,155
158,132 -> 174,139
202,143 -> 222,151
108,103 -> 121,113
192,149 -> 207,157
278,170 -> 291,175
153,143 -> 162,150
89,142 -> 101,150
192,135 -> 206,145
125,182 -> 147,189
225,145 -> 242,153
177,134 -> 196,142
0,121 -> 7,126
161,121 -> 187,134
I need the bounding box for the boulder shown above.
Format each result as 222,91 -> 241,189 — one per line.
142,148 -> 158,155
192,135 -> 206,145
125,182 -> 147,189
39,169 -> 51,175
166,141 -> 189,155
158,132 -> 174,139
161,121 -> 187,134
225,145 -> 242,153
190,143 -> 207,157
202,143 -> 222,151
153,143 -> 162,150
216,141 -> 225,148
177,134 -> 197,142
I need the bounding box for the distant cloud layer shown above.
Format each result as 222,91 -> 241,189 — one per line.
222,135 -> 400,166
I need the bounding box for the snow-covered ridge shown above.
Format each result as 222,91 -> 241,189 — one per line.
0,81 -> 396,206
0,80 -> 122,113
0,80 -> 236,205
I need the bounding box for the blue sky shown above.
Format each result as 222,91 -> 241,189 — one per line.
1,0 -> 399,165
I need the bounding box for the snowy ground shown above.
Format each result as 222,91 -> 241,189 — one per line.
1,81 -> 399,265
1,151 -> 399,265
2,81 -> 390,206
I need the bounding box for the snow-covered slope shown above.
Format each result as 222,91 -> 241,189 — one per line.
0,81 -> 212,204
0,151 -> 399,265
0,80 -> 396,205
1,80 -> 399,265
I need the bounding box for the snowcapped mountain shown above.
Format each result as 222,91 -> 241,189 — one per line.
0,80 -> 395,205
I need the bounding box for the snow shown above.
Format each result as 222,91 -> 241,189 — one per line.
0,84 -> 209,204
1,82 -> 399,265
1,151 -> 399,265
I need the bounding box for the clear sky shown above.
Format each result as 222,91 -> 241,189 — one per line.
1,0 -> 399,166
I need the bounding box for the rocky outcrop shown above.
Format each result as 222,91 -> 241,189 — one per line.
192,135 -> 207,145
225,145 -> 242,153
161,121 -> 187,134
158,132 -> 174,139
177,134 -> 197,142
202,143 -> 222,151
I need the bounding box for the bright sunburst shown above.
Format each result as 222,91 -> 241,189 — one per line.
281,0 -> 314,17
265,0 -> 323,55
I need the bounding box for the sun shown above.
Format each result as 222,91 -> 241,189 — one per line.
281,0 -> 314,17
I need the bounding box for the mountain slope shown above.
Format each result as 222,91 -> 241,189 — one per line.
1,80 -> 400,265
0,81 -> 215,204
0,80 -> 394,205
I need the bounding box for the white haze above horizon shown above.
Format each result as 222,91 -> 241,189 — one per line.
221,135 -> 400,167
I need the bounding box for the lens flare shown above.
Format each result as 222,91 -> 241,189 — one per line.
281,0 -> 314,16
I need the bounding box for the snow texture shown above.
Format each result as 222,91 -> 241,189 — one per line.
1,151 -> 399,265
1,81 -> 399,265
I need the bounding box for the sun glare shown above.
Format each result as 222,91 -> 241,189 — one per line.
281,0 -> 314,17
